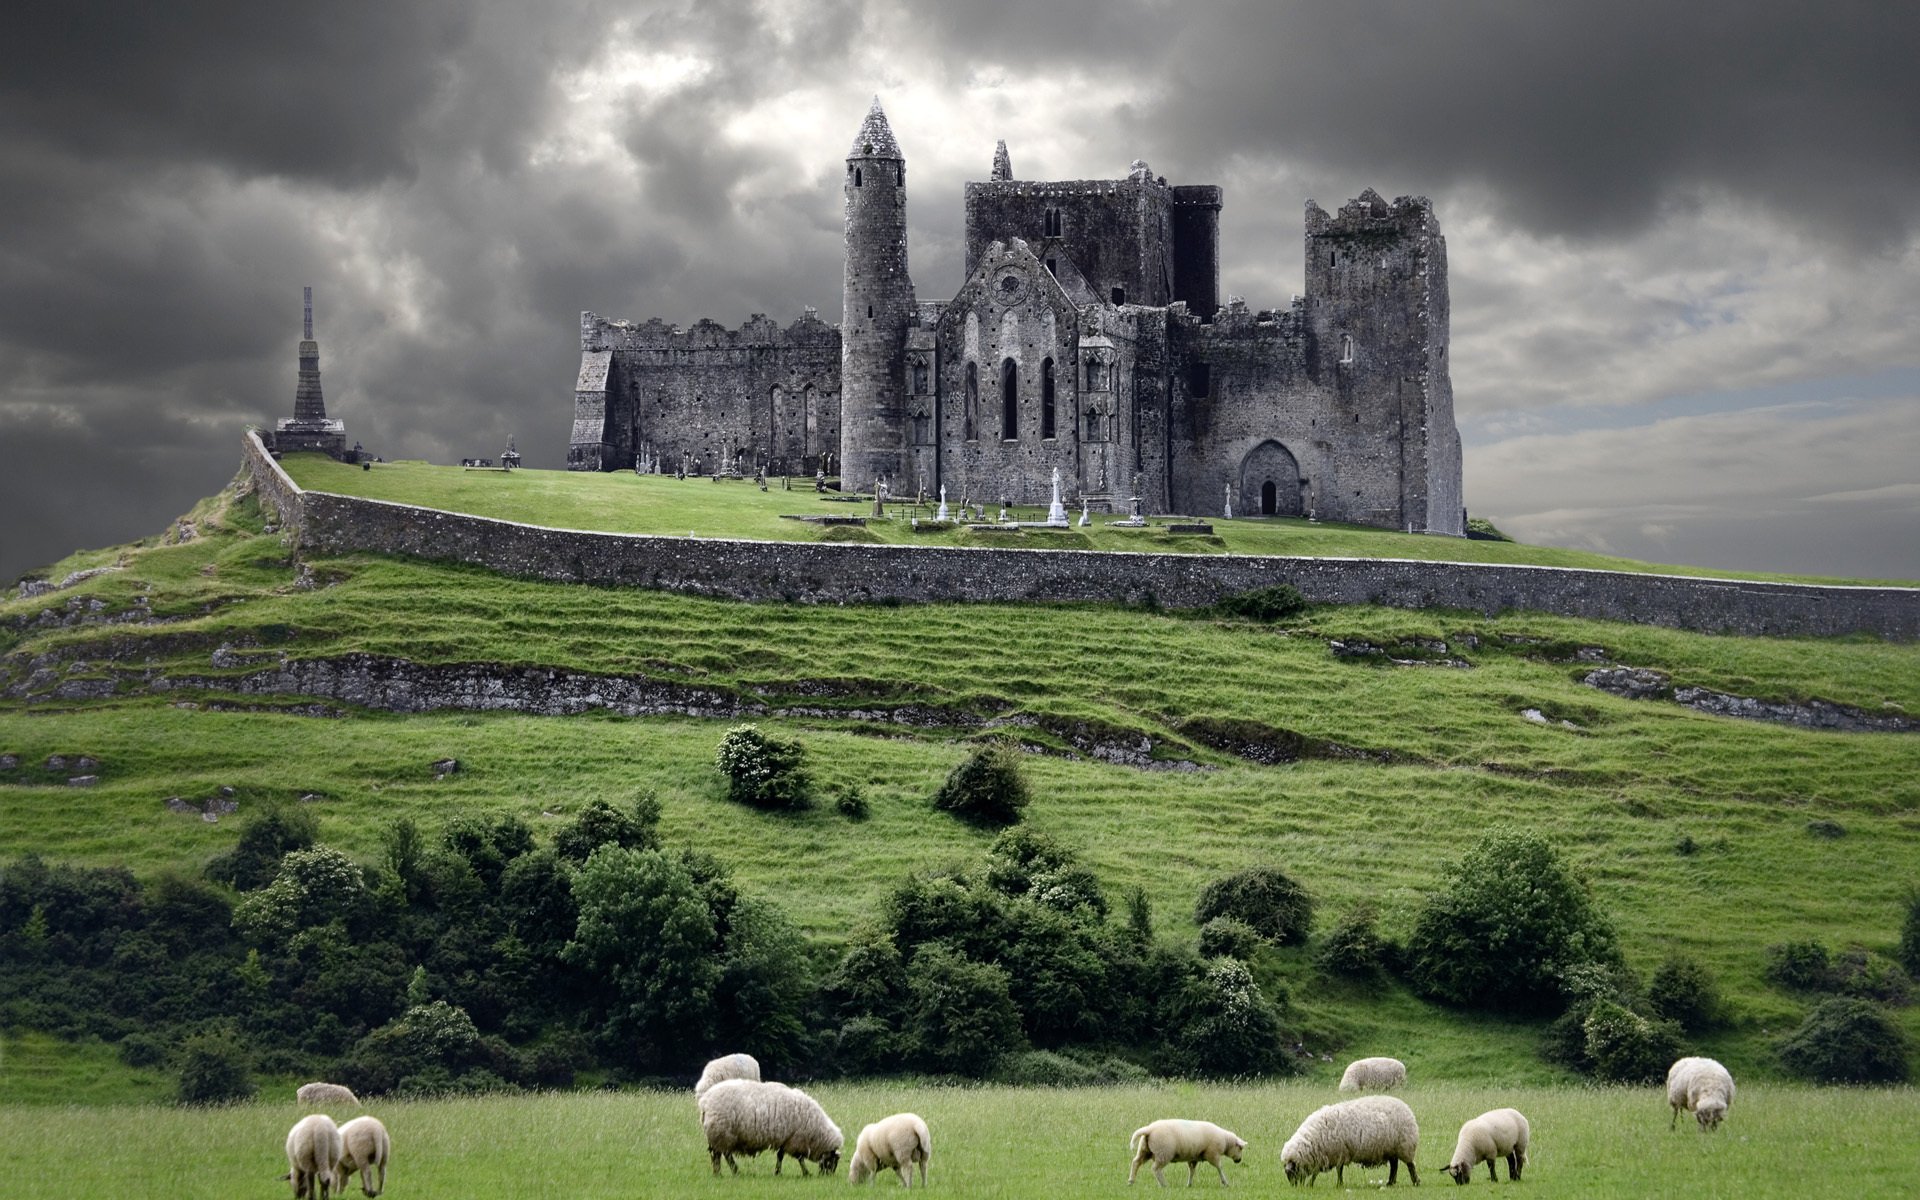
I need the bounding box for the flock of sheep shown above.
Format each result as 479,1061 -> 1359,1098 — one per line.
282,1082 -> 390,1199
691,1050 -> 1736,1189
273,1051 -> 1736,1194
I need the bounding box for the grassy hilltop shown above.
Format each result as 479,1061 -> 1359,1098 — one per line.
1,467 -> 1917,1111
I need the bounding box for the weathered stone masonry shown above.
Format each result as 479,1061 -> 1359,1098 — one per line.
244,431 -> 1920,640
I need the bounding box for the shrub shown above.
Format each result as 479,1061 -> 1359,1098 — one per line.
1764,939 -> 1833,992
1829,946 -> 1911,1005
993,1049 -> 1150,1086
203,803 -> 319,891
714,725 -> 813,811
1407,832 -> 1620,1012
553,793 -> 661,863
336,1001 -> 487,1096
931,742 -> 1030,827
1193,865 -> 1313,947
119,1032 -> 167,1068
835,783 -> 870,821
1776,997 -> 1910,1083
1213,584 -> 1308,622
1581,999 -> 1685,1084
983,827 -> 1106,917
1166,956 -> 1290,1077
1646,954 -> 1722,1032
1198,916 -> 1263,961
1316,903 -> 1386,978
1465,517 -> 1513,542
174,1029 -> 255,1104
904,942 -> 1025,1075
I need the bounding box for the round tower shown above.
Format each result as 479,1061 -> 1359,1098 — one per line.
840,96 -> 914,492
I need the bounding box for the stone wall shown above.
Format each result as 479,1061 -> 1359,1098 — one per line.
240,431 -> 1920,640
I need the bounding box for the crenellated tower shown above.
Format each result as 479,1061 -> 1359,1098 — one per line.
839,97 -> 915,491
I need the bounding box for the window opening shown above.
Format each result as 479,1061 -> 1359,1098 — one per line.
1188,362 -> 1210,398
1261,481 -> 1277,515
1001,358 -> 1019,440
1041,358 -> 1056,439
1339,334 -> 1354,364
854,167 -> 862,187
1111,287 -> 1126,305
965,362 -> 978,440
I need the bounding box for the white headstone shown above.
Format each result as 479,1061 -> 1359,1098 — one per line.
936,484 -> 949,521
1224,482 -> 1233,520
1048,467 -> 1068,525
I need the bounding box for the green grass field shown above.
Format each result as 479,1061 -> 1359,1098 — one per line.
1,1080 -> 1911,1198
4,479 -> 1918,1104
275,453 -> 1918,587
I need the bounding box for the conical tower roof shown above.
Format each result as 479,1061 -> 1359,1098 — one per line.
848,95 -> 902,160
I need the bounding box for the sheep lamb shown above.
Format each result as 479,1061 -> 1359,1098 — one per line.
337,1115 -> 390,1198
296,1082 -> 360,1108
1667,1056 -> 1735,1132
698,1078 -> 843,1176
850,1112 -> 932,1187
694,1052 -> 762,1099
1281,1095 -> 1419,1187
1445,1108 -> 1529,1184
285,1113 -> 344,1200
1128,1118 -> 1247,1187
1338,1056 -> 1408,1092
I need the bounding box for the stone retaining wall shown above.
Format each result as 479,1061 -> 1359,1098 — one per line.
241,431 -> 1920,639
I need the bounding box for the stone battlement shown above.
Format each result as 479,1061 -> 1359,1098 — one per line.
580,309 -> 838,353
1306,189 -> 1440,238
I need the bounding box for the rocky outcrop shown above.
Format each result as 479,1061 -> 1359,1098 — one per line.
1582,667 -> 1916,732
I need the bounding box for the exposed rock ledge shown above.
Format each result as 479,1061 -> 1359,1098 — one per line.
1581,666 -> 1916,733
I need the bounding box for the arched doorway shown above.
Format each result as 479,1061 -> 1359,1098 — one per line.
1239,441 -> 1302,517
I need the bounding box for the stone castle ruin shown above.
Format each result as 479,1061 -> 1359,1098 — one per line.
568,99 -> 1463,534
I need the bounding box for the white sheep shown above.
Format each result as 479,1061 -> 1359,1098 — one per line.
337,1115 -> 390,1198
1127,1118 -> 1247,1187
1337,1056 -> 1408,1092
1281,1095 -> 1420,1187
698,1078 -> 844,1176
296,1081 -> 360,1108
694,1052 -> 763,1098
1667,1056 -> 1735,1131
849,1112 -> 932,1187
1445,1108 -> 1529,1184
285,1113 -> 344,1200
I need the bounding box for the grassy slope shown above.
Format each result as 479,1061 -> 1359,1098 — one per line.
2,479 -> 1918,1099
278,453 -> 1919,587
1,1081 -> 1913,1198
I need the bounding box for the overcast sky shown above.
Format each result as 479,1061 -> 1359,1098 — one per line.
4,1 -> 1917,584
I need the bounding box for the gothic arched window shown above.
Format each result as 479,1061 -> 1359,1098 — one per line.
965,362 -> 978,440
1001,358 -> 1019,440
1041,358 -> 1056,439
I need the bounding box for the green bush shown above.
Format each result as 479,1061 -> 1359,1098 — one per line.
714,725 -> 813,811
1213,584 -> 1308,622
931,742 -> 1030,827
119,1031 -> 167,1068
1198,916 -> 1263,961
1765,939 -> 1834,992
1166,956 -> 1291,1077
337,1000 -> 489,1096
1829,946 -> 1912,1005
834,783 -> 870,821
1194,865 -> 1313,947
553,793 -> 662,863
1776,997 -> 1910,1083
1646,954 -> 1722,1032
174,1029 -> 256,1104
1407,832 -> 1621,1013
1316,903 -> 1387,978
203,803 -> 319,891
1581,999 -> 1685,1084
993,1048 -> 1150,1086
904,942 -> 1025,1075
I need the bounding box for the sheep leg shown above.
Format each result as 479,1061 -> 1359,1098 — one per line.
1211,1154 -> 1232,1186
1188,1160 -> 1199,1186
1403,1157 -> 1419,1186
1152,1158 -> 1170,1187
1511,1150 -> 1524,1181
1670,1103 -> 1680,1130
1486,1159 -> 1499,1183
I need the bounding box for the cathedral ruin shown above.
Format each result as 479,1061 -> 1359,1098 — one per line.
567,98 -> 1463,534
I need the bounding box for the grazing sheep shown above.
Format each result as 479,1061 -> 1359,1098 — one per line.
850,1112 -> 932,1187
1667,1056 -> 1735,1132
1281,1095 -> 1419,1187
285,1113 -> 344,1200
698,1078 -> 844,1176
296,1082 -> 360,1108
1445,1108 -> 1529,1184
1338,1056 -> 1408,1092
694,1052 -> 762,1098
1128,1118 -> 1247,1187
337,1115 -> 390,1198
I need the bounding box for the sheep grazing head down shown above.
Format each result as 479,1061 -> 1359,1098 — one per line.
1694,1096 -> 1727,1131
818,1148 -> 841,1174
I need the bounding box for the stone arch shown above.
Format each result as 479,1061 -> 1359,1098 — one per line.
1239,440 -> 1303,517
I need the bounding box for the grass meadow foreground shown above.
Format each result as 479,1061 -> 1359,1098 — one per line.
1,1080 -> 1912,1198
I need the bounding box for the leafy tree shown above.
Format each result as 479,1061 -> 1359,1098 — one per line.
714,725 -> 814,811
175,1028 -> 255,1104
553,794 -> 663,864
931,742 -> 1030,827
904,942 -> 1024,1075
232,847 -> 372,946
1646,954 -> 1723,1032
204,803 -> 319,891
1407,833 -> 1620,1012
336,1000 -> 492,1096
1776,997 -> 1910,1084
1198,916 -> 1263,961
1165,956 -> 1290,1077
441,813 -> 535,886
983,827 -> 1106,917
710,894 -> 813,1071
1194,865 -> 1314,946
562,846 -> 721,1067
